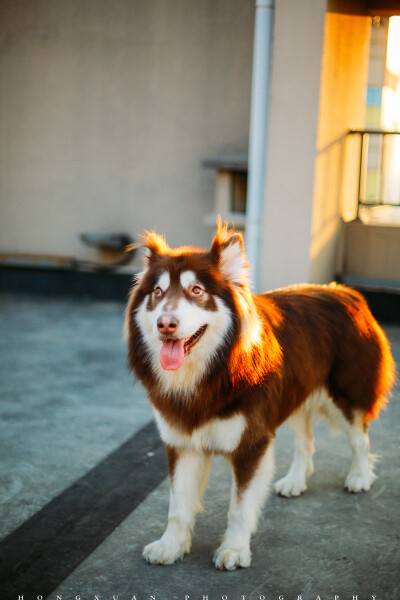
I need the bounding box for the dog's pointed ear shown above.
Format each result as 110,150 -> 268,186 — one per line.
127,230 -> 170,256
127,231 -> 170,272
211,219 -> 248,286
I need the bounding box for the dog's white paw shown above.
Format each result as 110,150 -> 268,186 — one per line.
345,470 -> 375,493
213,545 -> 251,571
274,475 -> 307,497
143,537 -> 188,565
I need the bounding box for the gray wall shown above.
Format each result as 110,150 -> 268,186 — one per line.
0,0 -> 254,263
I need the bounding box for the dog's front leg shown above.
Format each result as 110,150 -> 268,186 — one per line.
214,439 -> 275,570
143,446 -> 211,565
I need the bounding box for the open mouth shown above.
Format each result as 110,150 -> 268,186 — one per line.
183,324 -> 207,354
159,325 -> 207,371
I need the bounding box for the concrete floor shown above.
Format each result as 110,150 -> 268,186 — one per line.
1,294 -> 399,600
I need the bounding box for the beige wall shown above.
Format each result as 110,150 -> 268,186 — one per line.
342,220 -> 400,282
310,11 -> 371,283
0,0 -> 377,287
0,0 -> 254,264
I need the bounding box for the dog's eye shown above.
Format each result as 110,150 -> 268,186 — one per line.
191,285 -> 204,297
154,287 -> 163,297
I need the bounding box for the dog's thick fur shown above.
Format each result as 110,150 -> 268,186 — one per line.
126,221 -> 395,570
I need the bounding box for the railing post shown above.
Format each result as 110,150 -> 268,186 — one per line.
356,132 -> 364,219
380,132 -> 386,205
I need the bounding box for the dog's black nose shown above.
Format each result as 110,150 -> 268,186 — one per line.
157,314 -> 179,335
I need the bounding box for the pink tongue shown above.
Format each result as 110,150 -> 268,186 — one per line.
160,338 -> 185,370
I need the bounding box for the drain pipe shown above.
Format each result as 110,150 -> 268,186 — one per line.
245,0 -> 275,291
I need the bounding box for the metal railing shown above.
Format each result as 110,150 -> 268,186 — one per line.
348,129 -> 400,218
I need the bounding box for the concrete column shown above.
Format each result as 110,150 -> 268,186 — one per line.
258,0 -> 327,291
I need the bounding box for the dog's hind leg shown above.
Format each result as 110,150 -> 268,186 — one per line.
274,403 -> 315,497
312,393 -> 376,493
326,408 -> 377,492
143,448 -> 211,565
344,421 -> 376,492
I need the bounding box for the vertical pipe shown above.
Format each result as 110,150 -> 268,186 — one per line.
245,0 -> 275,291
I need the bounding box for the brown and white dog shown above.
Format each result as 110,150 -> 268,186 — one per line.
125,220 -> 395,570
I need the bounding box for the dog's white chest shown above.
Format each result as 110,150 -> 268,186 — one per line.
152,408 -> 246,453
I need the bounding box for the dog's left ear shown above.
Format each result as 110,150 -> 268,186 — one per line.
126,231 -> 171,283
211,221 -> 248,286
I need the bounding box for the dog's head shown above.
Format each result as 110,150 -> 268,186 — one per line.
126,220 -> 262,394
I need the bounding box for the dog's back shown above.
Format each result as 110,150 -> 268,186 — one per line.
259,283 -> 395,426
